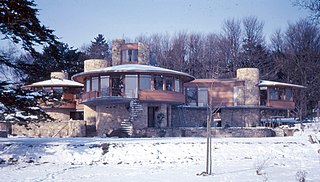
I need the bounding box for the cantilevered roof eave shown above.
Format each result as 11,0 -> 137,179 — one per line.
258,80 -> 306,89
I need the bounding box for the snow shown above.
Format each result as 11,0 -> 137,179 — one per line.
259,80 -> 306,89
72,64 -> 195,82
26,78 -> 83,87
0,124 -> 320,181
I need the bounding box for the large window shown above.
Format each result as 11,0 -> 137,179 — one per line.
278,88 -> 285,100
125,75 -> 138,98
92,77 -> 99,92
166,76 -> 173,91
186,87 -> 197,106
85,78 -> 90,92
100,76 -> 109,97
122,49 -> 138,62
198,88 -> 208,107
140,75 -> 151,90
269,88 -> 278,100
174,78 -> 180,92
286,88 -> 292,101
111,75 -> 124,96
154,75 -> 163,90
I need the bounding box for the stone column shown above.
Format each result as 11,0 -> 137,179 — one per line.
112,39 -> 125,66
138,42 -> 150,65
236,68 -> 260,106
84,59 -> 108,72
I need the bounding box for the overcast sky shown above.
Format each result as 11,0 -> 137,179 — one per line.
8,0 -> 312,49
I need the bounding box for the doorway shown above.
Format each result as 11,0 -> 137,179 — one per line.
148,106 -> 158,127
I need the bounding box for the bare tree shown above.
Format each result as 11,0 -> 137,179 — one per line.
294,0 -> 320,23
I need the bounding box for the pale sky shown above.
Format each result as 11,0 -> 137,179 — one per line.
5,0 -> 312,49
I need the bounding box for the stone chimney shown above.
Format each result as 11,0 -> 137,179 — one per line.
236,68 -> 260,106
51,71 -> 68,80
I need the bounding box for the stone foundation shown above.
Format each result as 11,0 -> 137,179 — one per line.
133,127 -> 278,138
12,120 -> 86,137
171,106 -> 207,127
221,107 -> 260,127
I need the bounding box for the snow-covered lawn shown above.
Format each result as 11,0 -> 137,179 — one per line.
1,125 -> 320,182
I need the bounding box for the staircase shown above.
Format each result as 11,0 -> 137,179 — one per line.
120,119 -> 133,136
120,99 -> 143,137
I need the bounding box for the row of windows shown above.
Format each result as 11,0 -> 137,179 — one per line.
85,74 -> 181,98
269,87 -> 293,101
186,87 -> 208,107
121,49 -> 138,62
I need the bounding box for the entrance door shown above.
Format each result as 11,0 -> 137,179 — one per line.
148,107 -> 156,127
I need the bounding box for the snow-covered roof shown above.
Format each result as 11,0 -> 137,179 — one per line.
258,80 -> 306,89
72,64 -> 195,83
25,78 -> 83,88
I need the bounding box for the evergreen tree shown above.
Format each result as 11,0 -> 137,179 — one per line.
86,34 -> 111,63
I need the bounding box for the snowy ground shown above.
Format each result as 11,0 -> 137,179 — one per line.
1,124 -> 320,182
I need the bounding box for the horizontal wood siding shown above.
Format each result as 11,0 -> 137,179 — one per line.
268,100 -> 295,109
139,90 -> 185,104
209,86 -> 234,106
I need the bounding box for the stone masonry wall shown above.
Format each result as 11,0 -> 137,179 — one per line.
138,42 -> 150,65
45,108 -> 71,121
171,106 -> 207,127
112,39 -> 125,66
221,107 -> 260,127
12,120 -> 86,137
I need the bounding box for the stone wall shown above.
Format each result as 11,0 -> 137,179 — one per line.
171,106 -> 207,127
84,59 -> 109,71
236,68 -> 260,106
133,127 -> 278,138
221,107 -> 260,127
112,39 -> 125,66
138,42 -> 149,65
45,108 -> 71,121
12,120 -> 86,137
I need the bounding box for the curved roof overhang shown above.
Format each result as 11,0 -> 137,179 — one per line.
72,64 -> 195,83
23,78 -> 83,88
258,80 -> 306,89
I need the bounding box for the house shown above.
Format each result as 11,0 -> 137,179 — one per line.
20,39 -> 305,137
23,71 -> 84,121
71,39 -> 305,137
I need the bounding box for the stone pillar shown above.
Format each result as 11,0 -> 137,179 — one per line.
84,59 -> 108,72
112,39 -> 125,66
236,68 -> 260,106
138,42 -> 150,65
51,71 -> 68,79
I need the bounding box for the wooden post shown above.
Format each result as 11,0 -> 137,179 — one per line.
206,106 -> 212,175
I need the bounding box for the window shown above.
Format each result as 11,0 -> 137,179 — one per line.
166,76 -> 173,91
286,88 -> 292,101
121,49 -> 138,62
100,76 -> 109,97
85,78 -> 90,92
174,78 -> 180,92
125,75 -> 138,98
92,77 -> 99,92
154,75 -> 163,90
111,75 -> 124,96
186,87 -> 197,106
278,88 -> 285,100
269,88 -> 278,100
198,88 -> 208,107
140,75 -> 151,90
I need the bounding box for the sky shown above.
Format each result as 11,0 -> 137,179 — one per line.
1,0 -> 311,50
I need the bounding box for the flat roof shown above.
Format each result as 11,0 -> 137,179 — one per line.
72,64 -> 195,83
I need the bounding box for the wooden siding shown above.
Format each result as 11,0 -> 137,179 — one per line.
139,90 -> 185,104
209,86 -> 234,107
268,100 -> 295,110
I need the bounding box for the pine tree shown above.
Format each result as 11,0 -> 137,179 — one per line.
87,34 -> 111,62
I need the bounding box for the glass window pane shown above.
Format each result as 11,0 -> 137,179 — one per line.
100,76 -> 109,97
269,88 -> 278,100
92,77 -> 99,92
121,49 -> 138,62
278,88 -> 285,100
140,75 -> 151,90
174,78 -> 180,92
125,75 -> 138,98
85,78 -> 90,92
166,76 -> 173,91
198,88 -> 208,107
154,75 -> 163,90
132,49 -> 138,62
111,75 -> 124,96
186,87 -> 197,106
286,88 -> 292,101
